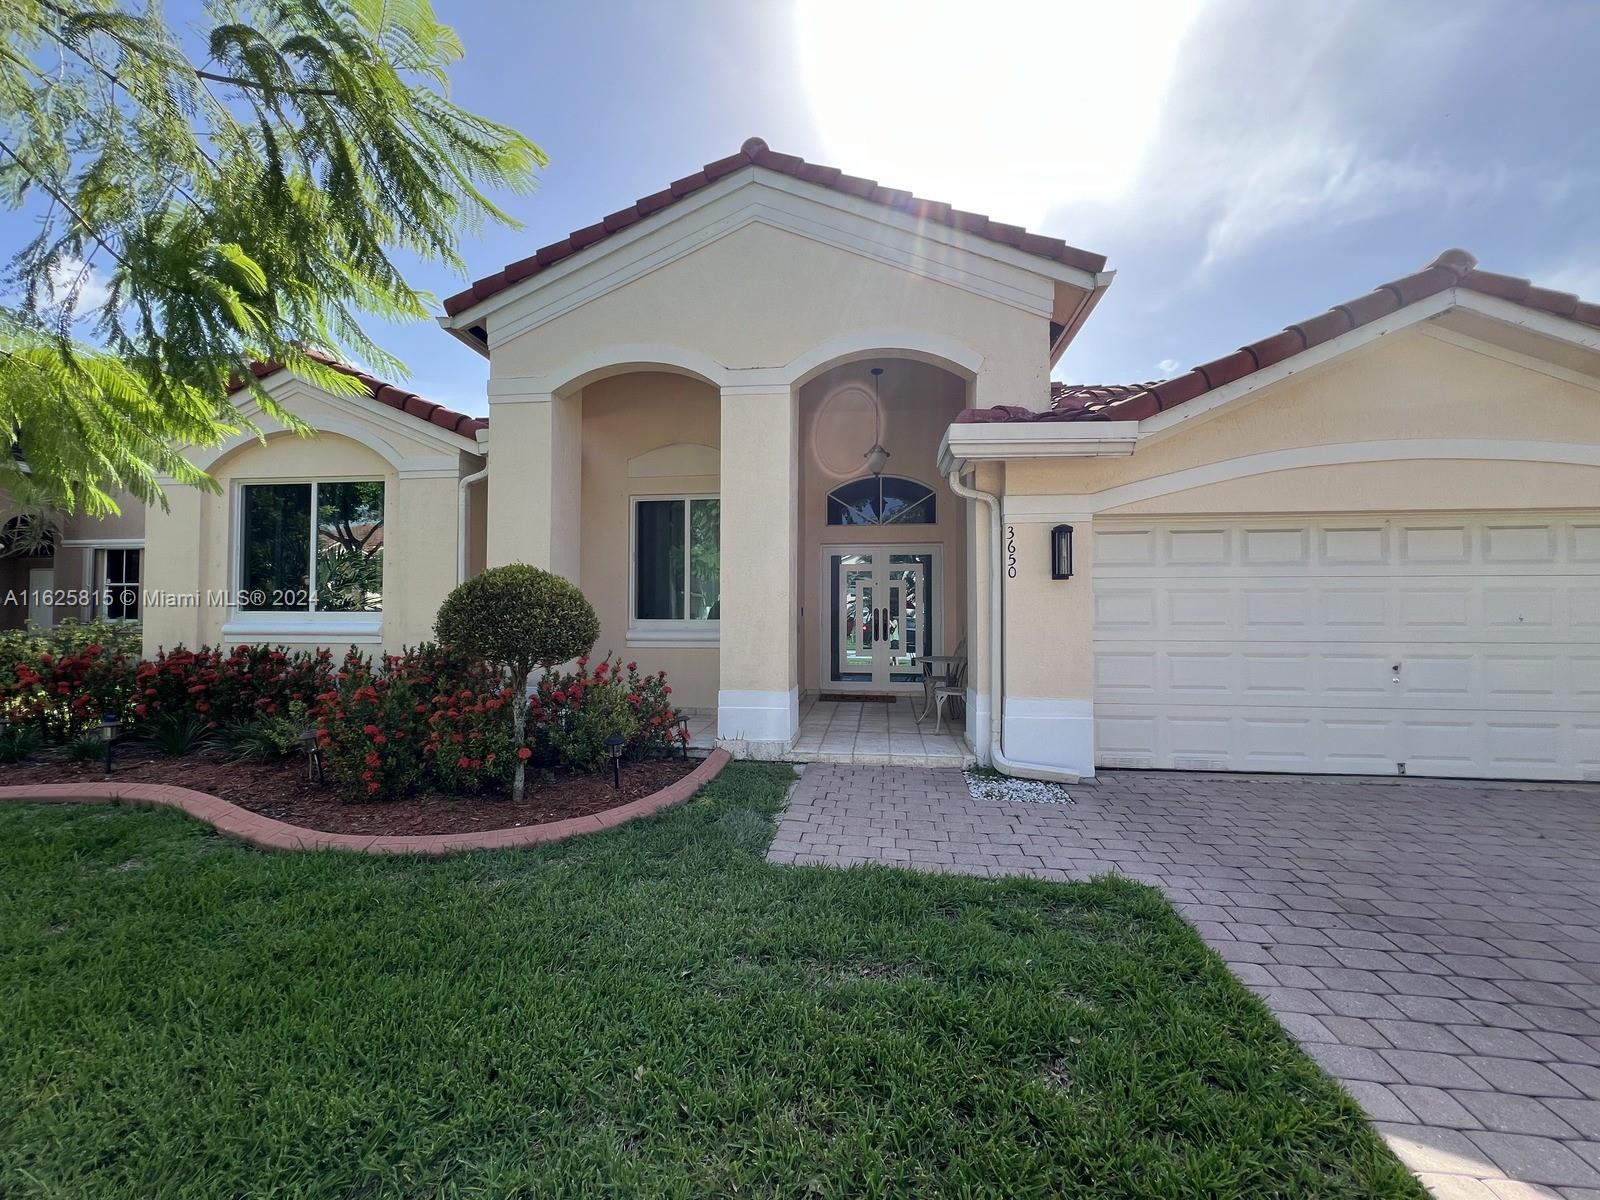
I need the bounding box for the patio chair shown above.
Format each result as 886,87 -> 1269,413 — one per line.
918,635 -> 966,723
932,656 -> 968,736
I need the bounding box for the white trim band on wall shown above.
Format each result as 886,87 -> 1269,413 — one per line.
1001,697 -> 1095,779
717,687 -> 800,746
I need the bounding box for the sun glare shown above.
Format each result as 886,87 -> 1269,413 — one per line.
794,0 -> 1201,229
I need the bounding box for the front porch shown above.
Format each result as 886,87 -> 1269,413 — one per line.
686,695 -> 973,767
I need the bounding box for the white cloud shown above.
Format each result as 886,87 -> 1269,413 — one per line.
1156,357 -> 1180,374
46,256 -> 114,319
1536,260 -> 1600,301
1037,2 -> 1503,277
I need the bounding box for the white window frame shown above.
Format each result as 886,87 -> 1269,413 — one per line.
96,545 -> 143,622
627,493 -> 720,648
221,476 -> 385,643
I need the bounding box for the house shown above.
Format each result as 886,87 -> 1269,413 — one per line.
14,138 -> 1600,781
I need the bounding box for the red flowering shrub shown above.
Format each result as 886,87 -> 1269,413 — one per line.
315,644 -> 515,800
530,654 -> 685,771
132,645 -> 335,730
1,642 -> 137,741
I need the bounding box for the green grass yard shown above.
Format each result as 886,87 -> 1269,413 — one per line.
0,764 -> 1422,1198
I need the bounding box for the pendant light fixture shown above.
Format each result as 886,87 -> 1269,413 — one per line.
863,366 -> 890,475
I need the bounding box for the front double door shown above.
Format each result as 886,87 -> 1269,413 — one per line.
827,547 -> 937,691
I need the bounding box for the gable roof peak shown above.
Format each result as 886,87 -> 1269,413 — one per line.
234,350 -> 486,440
957,247 -> 1600,427
442,138 -> 1107,318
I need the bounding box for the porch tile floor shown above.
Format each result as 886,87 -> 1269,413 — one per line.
684,698 -> 974,767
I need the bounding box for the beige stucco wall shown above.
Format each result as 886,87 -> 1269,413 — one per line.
994,325 -> 1600,710
578,372 -> 721,708
798,359 -> 969,692
143,426 -> 479,658
490,221 -> 1050,406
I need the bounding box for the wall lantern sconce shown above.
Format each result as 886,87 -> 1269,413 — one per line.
605,733 -> 626,790
98,712 -> 122,778
1051,524 -> 1074,580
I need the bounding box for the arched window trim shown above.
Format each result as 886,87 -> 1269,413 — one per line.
825,475 -> 937,527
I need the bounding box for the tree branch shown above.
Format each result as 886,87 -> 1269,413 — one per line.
0,140 -> 125,268
195,68 -> 337,98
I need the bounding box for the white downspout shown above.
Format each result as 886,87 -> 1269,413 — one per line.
457,463 -> 489,583
947,467 -> 1080,785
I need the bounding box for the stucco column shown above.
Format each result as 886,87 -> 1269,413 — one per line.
484,385 -> 582,580
141,483 -> 204,655
716,386 -> 800,755
1000,508 -> 1095,777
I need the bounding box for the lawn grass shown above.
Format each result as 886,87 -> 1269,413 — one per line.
0,763 -> 1422,1198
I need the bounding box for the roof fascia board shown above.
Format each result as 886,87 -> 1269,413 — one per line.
1419,323 -> 1600,395
938,419 -> 1139,473
1453,290 -> 1600,352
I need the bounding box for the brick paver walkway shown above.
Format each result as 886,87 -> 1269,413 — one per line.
769,765 -> 1600,1199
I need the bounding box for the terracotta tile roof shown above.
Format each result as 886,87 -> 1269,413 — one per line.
957,250 -> 1600,425
443,137 -> 1108,318
234,350 -> 487,438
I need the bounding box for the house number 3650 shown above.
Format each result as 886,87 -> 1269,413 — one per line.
1005,525 -> 1017,578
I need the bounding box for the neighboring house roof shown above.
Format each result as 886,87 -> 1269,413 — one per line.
1049,380 -> 1165,409
959,250 -> 1600,424
236,350 -> 486,438
442,137 -> 1108,318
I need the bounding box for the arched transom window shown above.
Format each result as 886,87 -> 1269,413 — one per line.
826,476 -> 936,526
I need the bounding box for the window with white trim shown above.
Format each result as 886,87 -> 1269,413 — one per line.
238,481 -> 384,613
631,496 -> 719,633
97,548 -> 141,621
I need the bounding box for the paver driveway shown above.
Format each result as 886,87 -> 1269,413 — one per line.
769,765 -> 1600,1199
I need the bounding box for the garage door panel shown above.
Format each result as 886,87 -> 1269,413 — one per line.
1095,514 -> 1599,781
1242,527 -> 1309,564
1320,526 -> 1389,565
1166,527 -> 1232,564
1572,525 -> 1600,561
1167,587 -> 1232,629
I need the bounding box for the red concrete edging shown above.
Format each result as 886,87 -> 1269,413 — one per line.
0,749 -> 732,856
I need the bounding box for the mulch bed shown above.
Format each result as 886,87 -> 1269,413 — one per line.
0,748 -> 701,836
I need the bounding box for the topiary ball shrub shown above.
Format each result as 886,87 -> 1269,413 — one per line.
434,565 -> 600,799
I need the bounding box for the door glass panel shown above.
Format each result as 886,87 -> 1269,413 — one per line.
889,553 -> 934,683
831,553 -> 874,682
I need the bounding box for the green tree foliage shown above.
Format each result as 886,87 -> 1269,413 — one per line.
434,565 -> 600,801
0,0 -> 543,515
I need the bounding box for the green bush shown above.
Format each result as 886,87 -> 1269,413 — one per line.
64,733 -> 104,762
143,711 -> 212,757
0,620 -> 141,674
0,722 -> 37,764
223,707 -> 310,762
544,678 -> 639,773
530,655 -> 685,770
434,565 -> 600,800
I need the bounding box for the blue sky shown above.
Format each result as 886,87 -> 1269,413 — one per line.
34,1 -> 1600,416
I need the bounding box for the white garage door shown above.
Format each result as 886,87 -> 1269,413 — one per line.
1093,514 -> 1600,781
